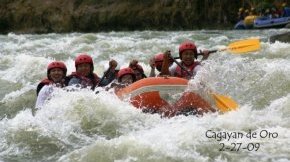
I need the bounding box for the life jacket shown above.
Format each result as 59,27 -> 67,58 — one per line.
67,72 -> 100,90
36,78 -> 67,96
174,62 -> 200,80
40,78 -> 53,85
36,78 -> 52,96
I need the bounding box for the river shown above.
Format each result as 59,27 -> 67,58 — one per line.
0,29 -> 290,162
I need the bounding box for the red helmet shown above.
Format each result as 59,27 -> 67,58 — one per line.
117,68 -> 136,81
154,53 -> 164,62
47,61 -> 67,77
75,54 -> 94,70
179,41 -> 197,58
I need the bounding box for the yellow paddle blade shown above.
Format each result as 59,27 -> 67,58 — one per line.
211,93 -> 239,112
227,38 -> 260,54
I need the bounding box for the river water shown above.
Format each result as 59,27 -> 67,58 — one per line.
0,29 -> 290,162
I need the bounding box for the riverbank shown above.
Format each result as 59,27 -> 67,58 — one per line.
0,0 -> 238,34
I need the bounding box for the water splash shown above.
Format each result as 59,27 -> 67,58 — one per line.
0,30 -> 290,161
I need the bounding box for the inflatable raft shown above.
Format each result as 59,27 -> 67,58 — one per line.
115,77 -> 214,116
234,8 -> 290,29
234,20 -> 246,29
234,16 -> 257,29
254,16 -> 290,28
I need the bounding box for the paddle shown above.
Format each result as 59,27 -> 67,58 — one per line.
155,38 -> 261,62
212,38 -> 260,54
169,56 -> 239,112
211,93 -> 238,112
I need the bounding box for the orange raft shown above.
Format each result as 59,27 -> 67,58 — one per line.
115,77 -> 215,116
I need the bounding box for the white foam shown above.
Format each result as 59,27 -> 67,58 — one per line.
1,31 -> 290,161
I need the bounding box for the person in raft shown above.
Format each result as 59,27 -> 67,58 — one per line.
128,60 -> 147,81
107,67 -> 137,91
36,61 -> 67,96
149,52 -> 174,77
169,41 -> 210,80
100,59 -> 119,86
157,42 -> 215,117
117,67 -> 136,85
67,53 -> 118,90
35,61 -> 67,108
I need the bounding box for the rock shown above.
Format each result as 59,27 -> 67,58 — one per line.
269,32 -> 290,43
0,0 -> 242,34
286,23 -> 290,28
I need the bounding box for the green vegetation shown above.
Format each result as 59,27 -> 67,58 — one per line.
0,0 -> 289,33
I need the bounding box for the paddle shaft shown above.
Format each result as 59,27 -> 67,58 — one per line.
157,38 -> 260,63
169,56 -> 192,76
155,50 -> 217,62
168,49 -> 219,75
